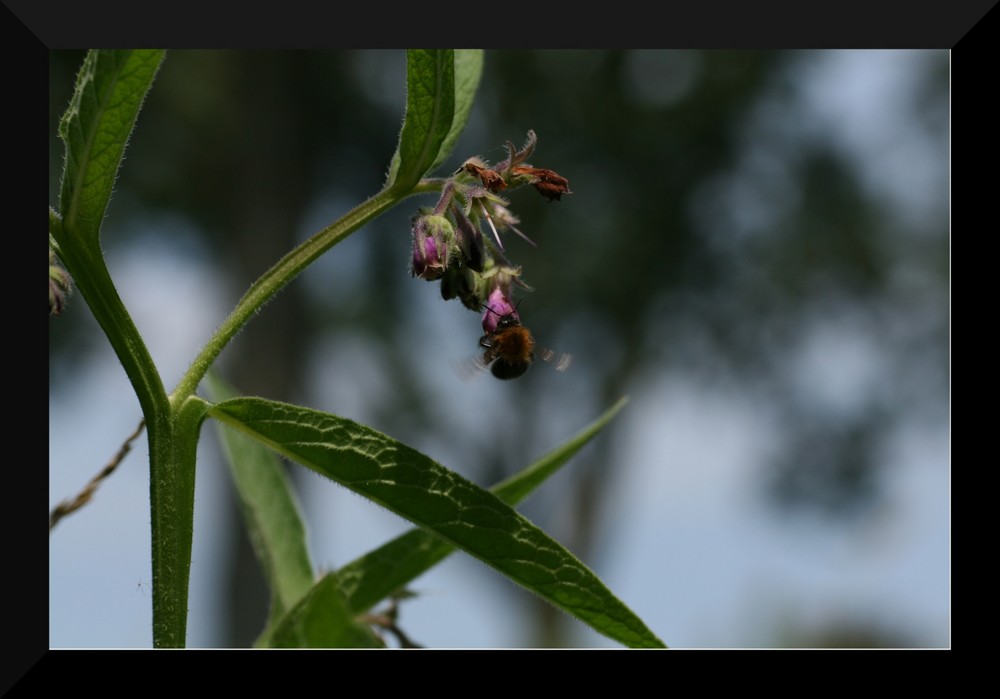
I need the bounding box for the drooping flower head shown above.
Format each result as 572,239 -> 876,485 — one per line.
408,131 -> 569,347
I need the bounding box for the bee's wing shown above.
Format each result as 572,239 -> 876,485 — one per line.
536,347 -> 573,372
451,354 -> 492,381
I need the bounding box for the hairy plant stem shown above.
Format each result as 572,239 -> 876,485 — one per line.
171,181 -> 441,404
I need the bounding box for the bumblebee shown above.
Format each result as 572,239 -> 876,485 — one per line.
478,312 -> 571,380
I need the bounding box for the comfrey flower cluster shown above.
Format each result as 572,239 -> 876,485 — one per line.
409,130 -> 570,340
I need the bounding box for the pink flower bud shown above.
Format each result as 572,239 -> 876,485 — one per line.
411,214 -> 454,280
482,287 -> 518,334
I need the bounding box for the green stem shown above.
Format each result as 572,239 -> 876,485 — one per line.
50,210 -> 186,647
171,179 -> 442,403
50,211 -> 169,422
150,396 -> 208,647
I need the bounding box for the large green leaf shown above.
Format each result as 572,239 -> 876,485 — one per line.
427,49 -> 482,174
385,49 -> 483,192
209,397 -> 665,648
335,397 -> 630,616
57,49 -> 165,247
259,400 -> 629,647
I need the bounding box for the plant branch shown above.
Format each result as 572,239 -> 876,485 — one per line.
49,418 -> 147,532
170,180 -> 443,403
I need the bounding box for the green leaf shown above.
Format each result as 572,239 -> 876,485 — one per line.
266,573 -> 385,648
386,49 -> 482,192
386,49 -> 454,190
209,397 -> 665,648
57,49 -> 165,247
204,374 -> 315,629
335,397 -> 630,616
427,49 -> 482,175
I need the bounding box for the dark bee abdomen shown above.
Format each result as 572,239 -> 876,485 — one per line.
490,358 -> 530,379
